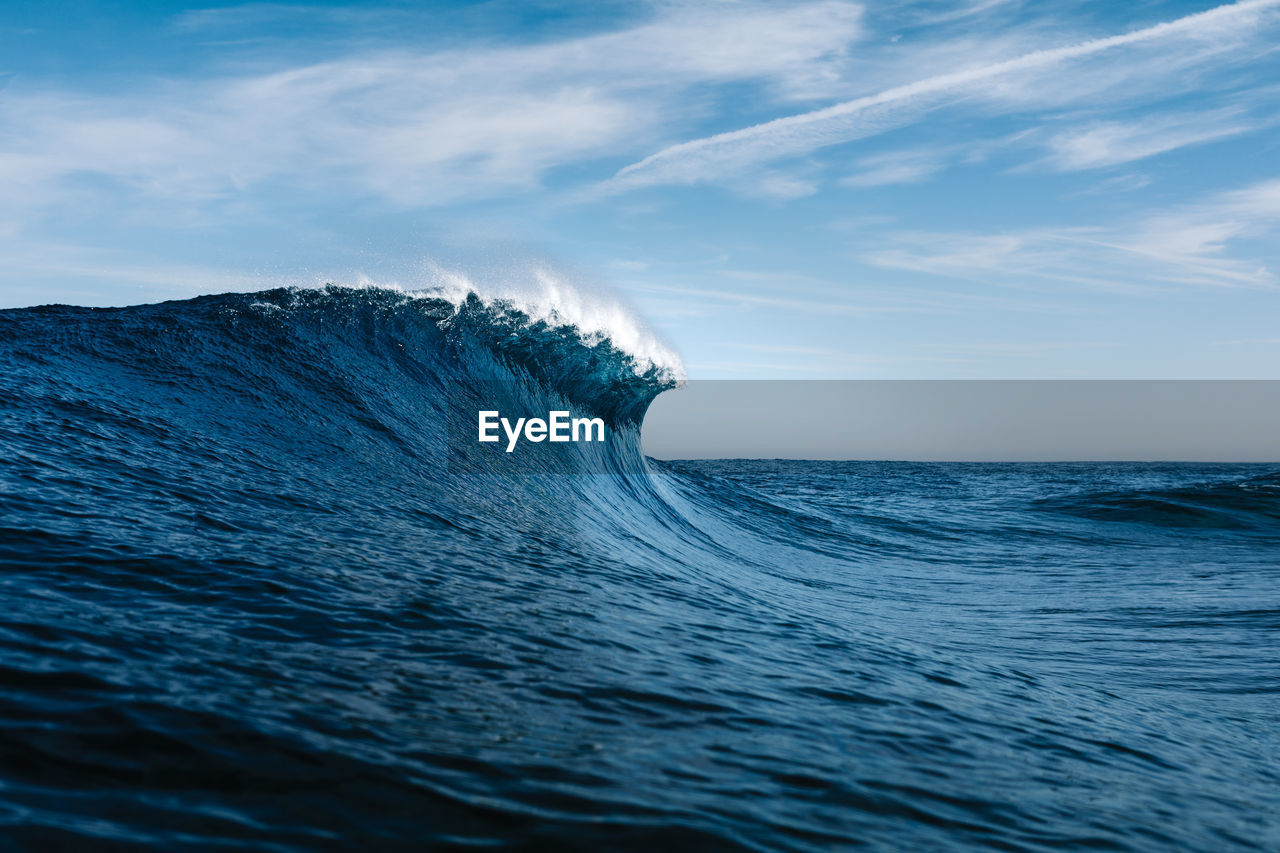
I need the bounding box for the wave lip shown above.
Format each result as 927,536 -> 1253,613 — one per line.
414,265 -> 685,382
436,290 -> 680,427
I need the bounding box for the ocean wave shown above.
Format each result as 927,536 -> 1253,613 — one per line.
1034,470 -> 1280,529
1,288 -> 1278,851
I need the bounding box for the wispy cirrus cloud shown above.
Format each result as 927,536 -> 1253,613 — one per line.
1041,108 -> 1267,170
864,177 -> 1280,290
0,237 -> 284,308
607,0 -> 1280,192
841,148 -> 947,187
837,104 -> 1267,191
170,3 -> 395,32
0,2 -> 864,216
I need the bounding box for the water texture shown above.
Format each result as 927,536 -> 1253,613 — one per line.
0,287 -> 1277,851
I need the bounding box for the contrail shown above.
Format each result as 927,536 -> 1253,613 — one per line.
609,0 -> 1280,189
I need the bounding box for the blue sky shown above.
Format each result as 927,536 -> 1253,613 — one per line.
2,0 -> 1279,377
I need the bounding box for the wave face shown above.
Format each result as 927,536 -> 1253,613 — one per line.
1,287 -> 1279,851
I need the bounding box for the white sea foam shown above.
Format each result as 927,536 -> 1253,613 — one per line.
341,265 -> 686,382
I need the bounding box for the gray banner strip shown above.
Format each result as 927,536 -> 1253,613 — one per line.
642,381 -> 1280,461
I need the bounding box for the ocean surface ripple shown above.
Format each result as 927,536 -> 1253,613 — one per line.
0,287 -> 1277,851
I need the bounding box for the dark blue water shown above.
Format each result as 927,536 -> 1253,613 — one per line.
1,287 -> 1277,851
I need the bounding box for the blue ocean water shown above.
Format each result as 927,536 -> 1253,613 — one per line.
0,286 -> 1277,851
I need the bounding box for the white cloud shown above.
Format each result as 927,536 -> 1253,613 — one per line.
0,2 -> 864,216
171,4 -> 390,33
836,104 -> 1265,193
734,171 -> 821,199
608,0 -> 1280,191
842,148 -> 946,186
0,237 -> 284,308
928,0 -> 1024,24
1074,173 -> 1153,195
864,177 -> 1280,290
627,281 -> 876,315
1043,109 -> 1263,170
622,268 -> 1073,317
1115,178 -> 1280,285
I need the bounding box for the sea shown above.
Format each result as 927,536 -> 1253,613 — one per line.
0,285 -> 1277,851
